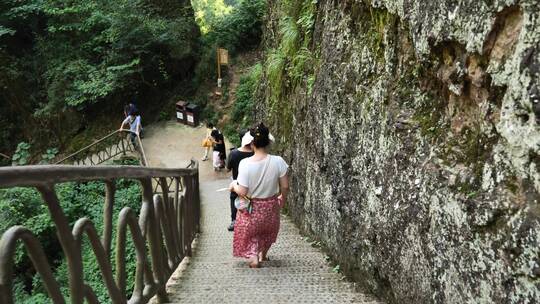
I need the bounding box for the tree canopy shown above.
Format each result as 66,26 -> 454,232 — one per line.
0,0 -> 200,155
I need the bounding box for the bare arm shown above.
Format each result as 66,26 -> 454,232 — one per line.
120,116 -> 131,131
230,181 -> 248,197
278,174 -> 289,206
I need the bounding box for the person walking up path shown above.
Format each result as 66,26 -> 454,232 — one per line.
211,125 -> 226,171
201,123 -> 213,161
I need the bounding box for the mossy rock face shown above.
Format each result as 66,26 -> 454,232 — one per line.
257,0 -> 540,303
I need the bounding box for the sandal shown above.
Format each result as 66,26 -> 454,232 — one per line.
258,252 -> 269,262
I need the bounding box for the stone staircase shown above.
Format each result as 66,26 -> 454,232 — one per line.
155,179 -> 382,304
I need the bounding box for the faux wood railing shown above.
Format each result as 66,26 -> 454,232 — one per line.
0,127 -> 200,303
56,130 -> 148,167
54,129 -> 172,195
0,164 -> 200,303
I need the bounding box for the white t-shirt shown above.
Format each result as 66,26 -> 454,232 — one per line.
123,115 -> 142,133
237,155 -> 288,198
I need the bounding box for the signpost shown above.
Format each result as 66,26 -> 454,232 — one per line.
217,47 -> 229,88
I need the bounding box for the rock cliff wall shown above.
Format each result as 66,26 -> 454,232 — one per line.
256,0 -> 540,302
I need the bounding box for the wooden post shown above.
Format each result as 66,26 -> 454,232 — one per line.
217,47 -> 221,84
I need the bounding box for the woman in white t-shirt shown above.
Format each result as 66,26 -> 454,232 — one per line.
229,123 -> 289,268
119,108 -> 142,147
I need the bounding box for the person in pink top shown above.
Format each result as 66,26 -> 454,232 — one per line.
229,122 -> 289,268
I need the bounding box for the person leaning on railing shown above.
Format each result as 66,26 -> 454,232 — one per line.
119,107 -> 142,147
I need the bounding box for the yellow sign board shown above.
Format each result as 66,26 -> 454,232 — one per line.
218,48 -> 228,65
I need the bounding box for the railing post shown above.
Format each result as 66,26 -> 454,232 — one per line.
184,177 -> 193,257
159,177 -> 180,267
172,177 -> 182,263
120,133 -> 126,156
194,169 -> 200,233
140,178 -> 168,303
38,185 -> 85,304
103,181 -> 115,257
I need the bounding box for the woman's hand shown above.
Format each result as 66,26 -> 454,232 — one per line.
229,180 -> 237,192
277,194 -> 286,208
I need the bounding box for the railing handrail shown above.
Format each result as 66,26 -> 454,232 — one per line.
0,162 -> 200,303
55,129 -> 149,166
0,130 -> 200,303
135,133 -> 149,167
0,163 -> 197,188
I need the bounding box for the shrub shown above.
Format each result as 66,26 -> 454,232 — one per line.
0,178 -> 143,302
11,142 -> 31,166
224,63 -> 262,146
194,0 -> 267,81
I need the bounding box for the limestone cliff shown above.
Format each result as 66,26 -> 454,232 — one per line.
256,0 -> 540,302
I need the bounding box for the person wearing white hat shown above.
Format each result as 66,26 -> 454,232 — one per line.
225,131 -> 254,231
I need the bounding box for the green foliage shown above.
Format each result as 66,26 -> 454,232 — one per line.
0,0 -> 199,156
224,63 -> 262,146
368,6 -> 391,60
158,110 -> 169,121
0,25 -> 15,37
266,49 -> 286,109
37,1 -> 198,111
279,16 -> 300,57
212,0 -> 267,53
0,179 -> 143,302
265,0 -> 318,95
194,0 -> 266,81
191,0 -> 233,34
12,142 -> 31,166
39,148 -> 58,164
261,0 -> 319,148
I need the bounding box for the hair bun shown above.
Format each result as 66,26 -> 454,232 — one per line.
250,122 -> 270,148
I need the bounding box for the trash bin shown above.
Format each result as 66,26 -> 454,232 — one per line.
185,103 -> 200,127
176,101 -> 187,124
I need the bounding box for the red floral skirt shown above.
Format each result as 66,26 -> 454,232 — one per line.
233,196 -> 281,259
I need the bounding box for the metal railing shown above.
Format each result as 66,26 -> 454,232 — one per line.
55,129 -> 148,167
0,129 -> 200,303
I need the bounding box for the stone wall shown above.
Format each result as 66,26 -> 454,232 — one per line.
257,0 -> 540,302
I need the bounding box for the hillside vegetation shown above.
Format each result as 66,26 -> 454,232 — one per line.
0,0 -> 199,161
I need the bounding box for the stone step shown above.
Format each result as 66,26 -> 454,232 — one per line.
153,179 -> 382,304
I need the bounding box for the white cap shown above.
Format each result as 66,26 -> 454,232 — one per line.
241,131 -> 254,147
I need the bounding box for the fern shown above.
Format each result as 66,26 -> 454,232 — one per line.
266,49 -> 286,94
289,47 -> 313,84
279,16 -> 300,57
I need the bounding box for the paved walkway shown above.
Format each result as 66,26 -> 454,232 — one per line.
144,121 -> 381,303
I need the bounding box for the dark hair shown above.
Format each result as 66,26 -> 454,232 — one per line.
125,103 -> 139,116
207,122 -> 214,128
237,129 -> 245,143
250,122 -> 270,148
